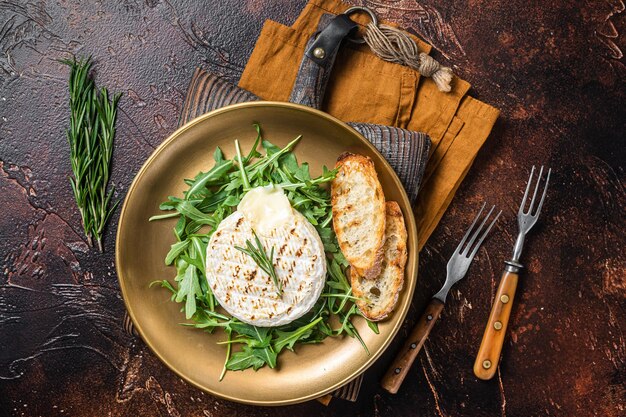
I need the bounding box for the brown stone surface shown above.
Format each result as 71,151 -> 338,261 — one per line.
0,0 -> 624,416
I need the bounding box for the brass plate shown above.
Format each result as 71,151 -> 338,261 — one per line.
116,102 -> 418,406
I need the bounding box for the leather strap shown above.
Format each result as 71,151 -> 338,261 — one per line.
305,14 -> 358,65
288,14 -> 358,109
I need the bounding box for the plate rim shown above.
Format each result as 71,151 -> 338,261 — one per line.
115,101 -> 418,406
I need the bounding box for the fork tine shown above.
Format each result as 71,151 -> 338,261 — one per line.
527,165 -> 544,214
462,205 -> 496,256
519,166 -> 536,215
454,202 -> 486,254
468,209 -> 502,260
533,168 -> 551,216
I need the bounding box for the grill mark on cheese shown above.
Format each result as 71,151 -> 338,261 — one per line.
243,269 -> 257,280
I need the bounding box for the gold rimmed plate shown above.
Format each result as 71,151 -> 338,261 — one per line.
115,102 -> 418,405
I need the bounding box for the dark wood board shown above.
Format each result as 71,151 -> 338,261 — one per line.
0,1 -> 624,416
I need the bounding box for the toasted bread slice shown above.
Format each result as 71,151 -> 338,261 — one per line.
351,201 -> 407,321
331,152 -> 386,279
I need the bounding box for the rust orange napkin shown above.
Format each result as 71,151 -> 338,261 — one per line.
239,0 -> 500,248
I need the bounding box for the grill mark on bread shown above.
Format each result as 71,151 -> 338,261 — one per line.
331,153 -> 386,279
350,201 -> 407,321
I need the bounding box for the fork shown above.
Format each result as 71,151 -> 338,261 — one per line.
474,166 -> 551,380
381,203 -> 501,394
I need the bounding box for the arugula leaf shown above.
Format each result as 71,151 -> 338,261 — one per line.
244,124 -> 263,163
214,146 -> 225,164
176,200 -> 216,223
190,237 -> 207,274
149,279 -> 178,301
226,345 -> 266,371
252,346 -> 277,369
176,264 -> 201,319
227,323 -> 272,347
274,317 -> 323,353
174,215 -> 186,240
165,240 -> 189,265
185,160 -> 233,199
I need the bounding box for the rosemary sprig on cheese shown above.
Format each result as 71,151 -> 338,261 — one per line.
62,56 -> 121,251
234,230 -> 282,296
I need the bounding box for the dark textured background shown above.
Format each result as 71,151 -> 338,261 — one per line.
0,1 -> 624,416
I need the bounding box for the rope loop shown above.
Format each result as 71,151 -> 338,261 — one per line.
363,22 -> 453,92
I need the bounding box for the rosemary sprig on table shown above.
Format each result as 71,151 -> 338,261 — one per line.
235,230 -> 282,296
62,56 -> 121,251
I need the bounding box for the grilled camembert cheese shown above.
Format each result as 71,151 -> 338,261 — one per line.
205,186 -> 326,327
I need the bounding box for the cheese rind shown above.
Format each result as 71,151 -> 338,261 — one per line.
205,210 -> 326,327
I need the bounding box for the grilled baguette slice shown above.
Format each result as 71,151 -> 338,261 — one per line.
331,152 -> 386,279
351,201 -> 407,321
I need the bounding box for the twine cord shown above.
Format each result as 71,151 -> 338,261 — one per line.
363,22 -> 454,92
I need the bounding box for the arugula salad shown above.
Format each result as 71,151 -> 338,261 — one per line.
150,125 -> 377,379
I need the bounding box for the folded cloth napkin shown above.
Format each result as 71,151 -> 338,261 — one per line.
239,0 -> 500,249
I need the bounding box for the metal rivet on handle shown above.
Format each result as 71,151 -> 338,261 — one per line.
427,314 -> 433,321
482,360 -> 492,369
313,47 -> 326,59
410,343 -> 417,349
494,321 -> 503,330
394,368 -> 401,374
500,294 -> 510,304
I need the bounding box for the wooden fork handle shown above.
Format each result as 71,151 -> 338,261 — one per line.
381,299 -> 444,394
474,268 -> 519,380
